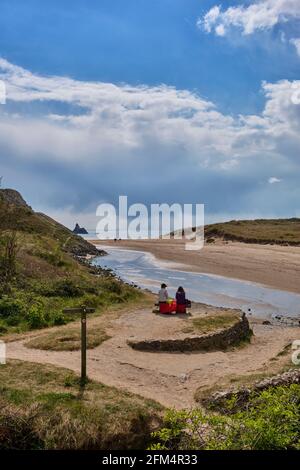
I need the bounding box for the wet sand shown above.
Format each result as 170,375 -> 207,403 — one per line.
91,239 -> 300,294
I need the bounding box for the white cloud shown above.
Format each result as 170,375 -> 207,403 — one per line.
199,0 -> 300,36
215,24 -> 226,36
0,59 -> 299,217
290,37 -> 300,56
268,176 -> 281,183
0,58 -> 299,163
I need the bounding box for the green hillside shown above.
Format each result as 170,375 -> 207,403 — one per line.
205,218 -> 300,245
0,189 -> 99,256
0,189 -> 140,334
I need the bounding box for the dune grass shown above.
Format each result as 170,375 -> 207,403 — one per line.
205,218 -> 300,245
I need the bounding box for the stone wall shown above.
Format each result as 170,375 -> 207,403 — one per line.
201,368 -> 300,412
128,313 -> 252,352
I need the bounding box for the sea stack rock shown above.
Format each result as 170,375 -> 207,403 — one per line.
73,223 -> 88,235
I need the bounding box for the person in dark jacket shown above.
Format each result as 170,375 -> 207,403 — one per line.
176,286 -> 186,305
175,286 -> 191,313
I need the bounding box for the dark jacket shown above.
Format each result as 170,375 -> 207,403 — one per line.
176,291 -> 186,305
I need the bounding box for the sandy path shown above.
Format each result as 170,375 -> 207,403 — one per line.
6,307 -> 299,408
92,239 -> 300,294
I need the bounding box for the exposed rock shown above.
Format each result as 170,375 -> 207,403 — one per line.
73,223 -> 88,235
128,313 -> 252,352
201,368 -> 300,412
271,314 -> 300,327
0,188 -> 31,208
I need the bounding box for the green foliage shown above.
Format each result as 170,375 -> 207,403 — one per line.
35,249 -> 68,268
0,191 -> 143,335
0,231 -> 19,291
26,301 -> 48,329
50,311 -> 67,326
42,279 -> 84,298
151,385 -> 300,450
0,296 -> 25,318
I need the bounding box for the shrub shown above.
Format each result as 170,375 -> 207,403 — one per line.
151,385 -> 300,450
42,280 -> 84,298
51,312 -> 67,326
26,303 -> 47,329
0,320 -> 8,334
0,296 -> 25,319
102,278 -> 123,295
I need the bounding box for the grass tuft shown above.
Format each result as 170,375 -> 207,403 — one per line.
182,312 -> 240,335
25,326 -> 111,351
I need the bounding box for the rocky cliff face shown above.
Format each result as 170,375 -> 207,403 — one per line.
0,189 -> 31,208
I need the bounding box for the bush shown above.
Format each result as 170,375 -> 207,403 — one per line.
0,296 -> 25,319
51,312 -> 67,326
102,278 -> 123,295
26,303 -> 48,329
151,385 -> 300,450
42,280 -> 84,298
0,320 -> 8,334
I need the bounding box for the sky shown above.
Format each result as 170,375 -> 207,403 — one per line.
0,0 -> 300,229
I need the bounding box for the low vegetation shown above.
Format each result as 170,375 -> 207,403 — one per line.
204,218 -> 300,245
182,311 -> 240,335
0,189 -> 143,335
150,384 -> 300,450
0,360 -> 162,450
25,325 -> 110,351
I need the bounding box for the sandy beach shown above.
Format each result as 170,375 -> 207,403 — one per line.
91,239 -> 300,294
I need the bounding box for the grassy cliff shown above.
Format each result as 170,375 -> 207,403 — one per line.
0,189 -> 141,334
0,190 -> 159,450
205,218 -> 300,245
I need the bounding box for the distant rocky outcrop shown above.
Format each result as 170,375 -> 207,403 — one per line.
73,223 -> 88,235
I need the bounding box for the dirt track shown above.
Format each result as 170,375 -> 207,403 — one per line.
6,305 -> 299,408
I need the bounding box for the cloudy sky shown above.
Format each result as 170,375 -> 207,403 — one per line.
0,0 -> 299,229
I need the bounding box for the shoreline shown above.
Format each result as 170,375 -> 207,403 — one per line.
90,238 -> 300,295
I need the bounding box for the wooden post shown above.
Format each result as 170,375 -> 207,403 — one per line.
62,306 -> 95,385
81,307 -> 87,384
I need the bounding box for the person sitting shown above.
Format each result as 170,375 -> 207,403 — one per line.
176,286 -> 187,314
158,283 -> 176,313
158,283 -> 168,304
